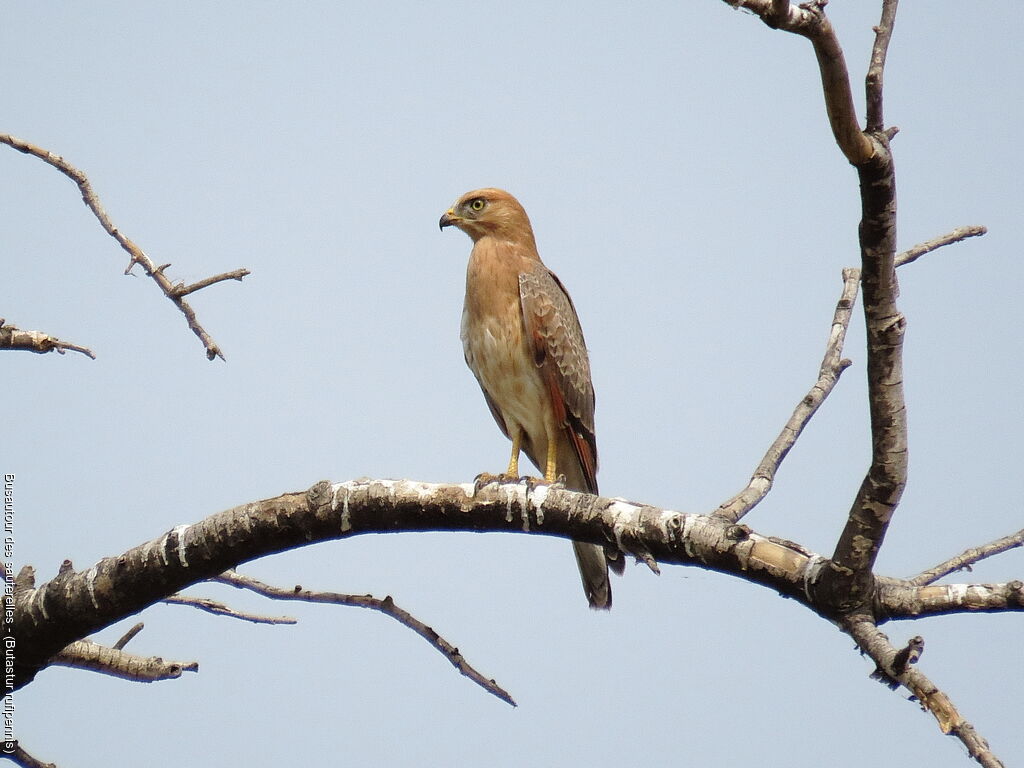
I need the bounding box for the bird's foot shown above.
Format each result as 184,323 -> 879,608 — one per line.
472,472 -> 559,496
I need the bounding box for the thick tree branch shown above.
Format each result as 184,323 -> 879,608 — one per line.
13,479 -> 832,691
716,268 -> 857,522
845,616 -> 1005,768
214,570 -> 516,706
0,133 -> 249,361
877,578 -> 1024,620
0,320 -> 95,359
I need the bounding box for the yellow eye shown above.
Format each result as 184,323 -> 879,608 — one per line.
470,198 -> 485,212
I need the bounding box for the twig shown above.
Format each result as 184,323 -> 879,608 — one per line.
0,133 -> 248,361
172,269 -> 251,298
895,225 -> 988,268
113,622 -> 145,650
716,268 -> 858,522
845,616 -> 1006,768
162,593 -> 297,624
910,528 -> 1024,586
0,320 -> 95,359
52,639 -> 198,682
866,0 -> 900,132
3,742 -> 57,768
214,569 -> 517,707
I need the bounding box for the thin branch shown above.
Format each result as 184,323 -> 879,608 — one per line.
162,593 -> 297,625
0,133 -> 248,361
724,0 -> 874,163
895,225 -> 987,268
113,622 -> 145,650
716,268 -> 858,522
865,0 -> 900,132
844,616 -> 1006,768
172,269 -> 251,298
214,569 -> 516,707
910,528 -> 1024,586
52,639 -> 198,682
3,742 -> 57,768
0,320 -> 95,359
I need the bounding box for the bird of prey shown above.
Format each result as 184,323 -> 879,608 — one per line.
439,188 -> 621,609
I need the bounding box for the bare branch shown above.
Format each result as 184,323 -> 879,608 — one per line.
724,0 -> 874,163
113,622 -> 145,650
845,617 -> 1006,768
13,478 -> 838,691
4,742 -> 57,768
214,570 -> 516,707
162,593 -> 297,625
716,268 -> 858,522
0,320 -> 95,359
52,638 -> 198,682
0,133 -> 248,361
866,0 -> 900,132
878,578 -> 1024,620
910,528 -> 1024,586
172,269 -> 251,298
895,225 -> 988,268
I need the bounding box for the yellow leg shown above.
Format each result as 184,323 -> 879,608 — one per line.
545,435 -> 558,483
506,427 -> 522,477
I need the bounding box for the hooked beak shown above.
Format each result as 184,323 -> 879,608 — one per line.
439,209 -> 459,231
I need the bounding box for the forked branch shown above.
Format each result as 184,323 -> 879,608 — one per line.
0,133 -> 249,360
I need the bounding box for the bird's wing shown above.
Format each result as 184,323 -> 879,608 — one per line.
518,261 -> 598,494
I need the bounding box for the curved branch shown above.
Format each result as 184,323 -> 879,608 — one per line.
12,478 -> 833,691
215,570 -> 516,706
724,0 -> 874,163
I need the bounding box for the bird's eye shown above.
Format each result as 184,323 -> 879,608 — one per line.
470,198 -> 486,212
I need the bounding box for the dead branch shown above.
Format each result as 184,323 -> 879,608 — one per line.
0,133 -> 249,361
0,320 -> 95,359
162,593 -> 297,625
896,225 -> 988,268
214,570 -> 516,706
716,268 -> 858,522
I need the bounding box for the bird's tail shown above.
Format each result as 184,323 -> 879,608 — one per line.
573,541 -> 612,610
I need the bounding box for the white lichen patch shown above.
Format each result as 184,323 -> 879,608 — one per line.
330,482 -> 353,532
170,524 -> 191,568
529,483 -> 549,525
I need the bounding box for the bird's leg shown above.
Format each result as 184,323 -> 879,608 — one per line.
473,426 -> 525,494
544,435 -> 558,483
506,428 -> 522,477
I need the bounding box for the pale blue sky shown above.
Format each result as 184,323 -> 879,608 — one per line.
4,3 -> 1021,766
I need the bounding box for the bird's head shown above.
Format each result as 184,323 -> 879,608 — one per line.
439,188 -> 535,245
